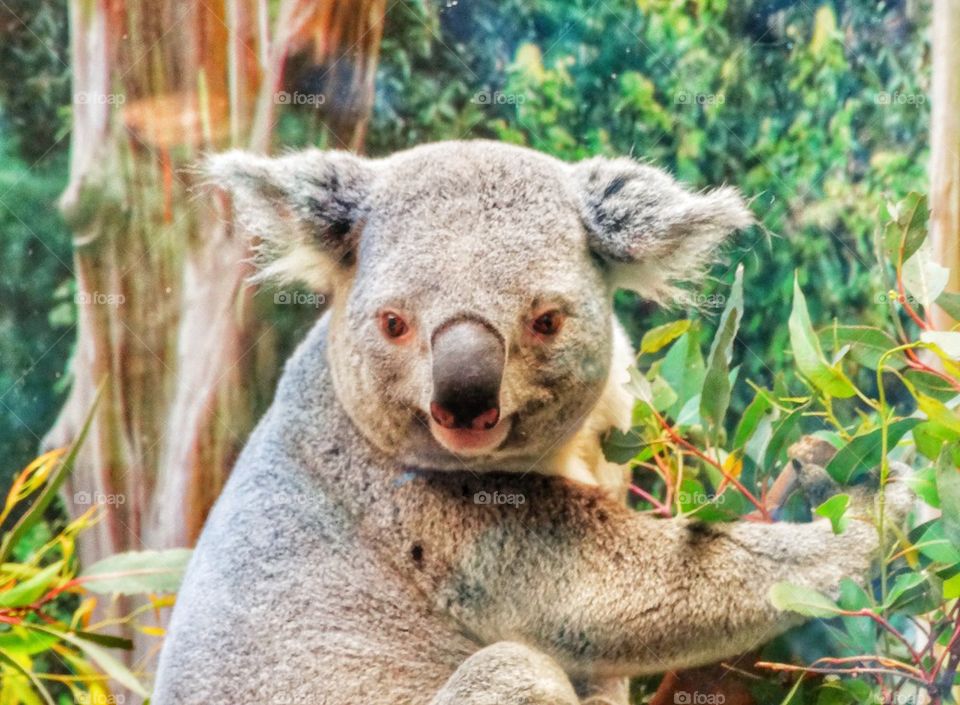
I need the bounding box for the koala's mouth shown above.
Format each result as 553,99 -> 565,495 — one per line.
426,415 -> 513,457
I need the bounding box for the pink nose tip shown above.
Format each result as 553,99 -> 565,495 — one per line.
430,402 -> 500,431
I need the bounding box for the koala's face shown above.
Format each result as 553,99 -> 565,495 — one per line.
207,141 -> 751,471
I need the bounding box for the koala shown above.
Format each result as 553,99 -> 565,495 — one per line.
152,141 -> 909,705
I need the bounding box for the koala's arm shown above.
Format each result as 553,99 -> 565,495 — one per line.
433,480 -> 904,680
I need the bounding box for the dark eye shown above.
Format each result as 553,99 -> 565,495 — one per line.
379,311 -> 410,341
531,310 -> 564,337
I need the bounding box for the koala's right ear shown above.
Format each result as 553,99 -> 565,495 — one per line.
203,149 -> 375,292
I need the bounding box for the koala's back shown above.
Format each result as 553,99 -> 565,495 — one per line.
152,322 -> 477,704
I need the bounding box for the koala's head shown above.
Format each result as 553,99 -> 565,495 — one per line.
206,141 -> 751,471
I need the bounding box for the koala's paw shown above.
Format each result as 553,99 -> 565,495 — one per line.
787,436 -> 841,508
788,436 -> 915,529
871,461 -> 915,527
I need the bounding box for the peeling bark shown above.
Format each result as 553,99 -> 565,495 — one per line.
46,0 -> 385,691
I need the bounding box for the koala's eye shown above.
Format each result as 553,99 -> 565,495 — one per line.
379,311 -> 410,341
531,310 -> 564,337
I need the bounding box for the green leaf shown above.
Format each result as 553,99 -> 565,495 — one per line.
733,390 -> 773,449
80,548 -> 193,596
701,265 -> 744,433
769,582 -> 840,618
0,649 -> 55,705
935,291 -> 960,321
917,393 -> 960,434
72,630 -> 134,650
789,274 -> 856,398
905,368 -> 958,402
0,627 -> 59,655
906,465 -> 941,508
935,445 -> 960,548
883,572 -> 927,610
0,561 -> 62,608
824,418 -> 920,484
601,428 -> 645,464
814,494 -> 850,534
913,420 -> 960,462
943,572 -> 960,599
916,521 -> 960,564
836,578 -> 877,654
660,330 -> 705,419
26,625 -> 147,697
0,382 -> 104,564
817,325 -> 903,370
764,405 -> 806,469
837,577 -> 870,610
882,192 -> 929,266
640,319 -> 690,355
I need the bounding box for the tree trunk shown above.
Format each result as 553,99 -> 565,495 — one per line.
930,0 -> 960,330
47,0 -> 385,688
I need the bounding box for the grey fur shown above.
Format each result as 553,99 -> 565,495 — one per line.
153,141 -> 907,704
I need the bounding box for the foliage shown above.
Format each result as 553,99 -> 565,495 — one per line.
0,398 -> 190,704
0,0 -> 70,162
606,194 -> 960,703
0,135 -> 74,492
373,0 -> 930,411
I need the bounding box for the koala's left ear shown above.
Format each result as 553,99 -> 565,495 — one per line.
570,157 -> 754,302
203,149 -> 375,292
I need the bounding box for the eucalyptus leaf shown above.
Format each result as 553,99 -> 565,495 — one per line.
789,274 -> 856,398
814,494 -> 850,534
640,319 -> 691,355
824,418 -> 920,484
935,445 -> 960,548
769,582 -> 840,617
701,265 -> 744,434
80,549 -> 193,596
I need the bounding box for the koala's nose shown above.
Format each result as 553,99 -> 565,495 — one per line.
430,318 -> 504,431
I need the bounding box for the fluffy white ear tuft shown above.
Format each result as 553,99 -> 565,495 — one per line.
570,157 -> 754,303
202,149 -> 375,293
